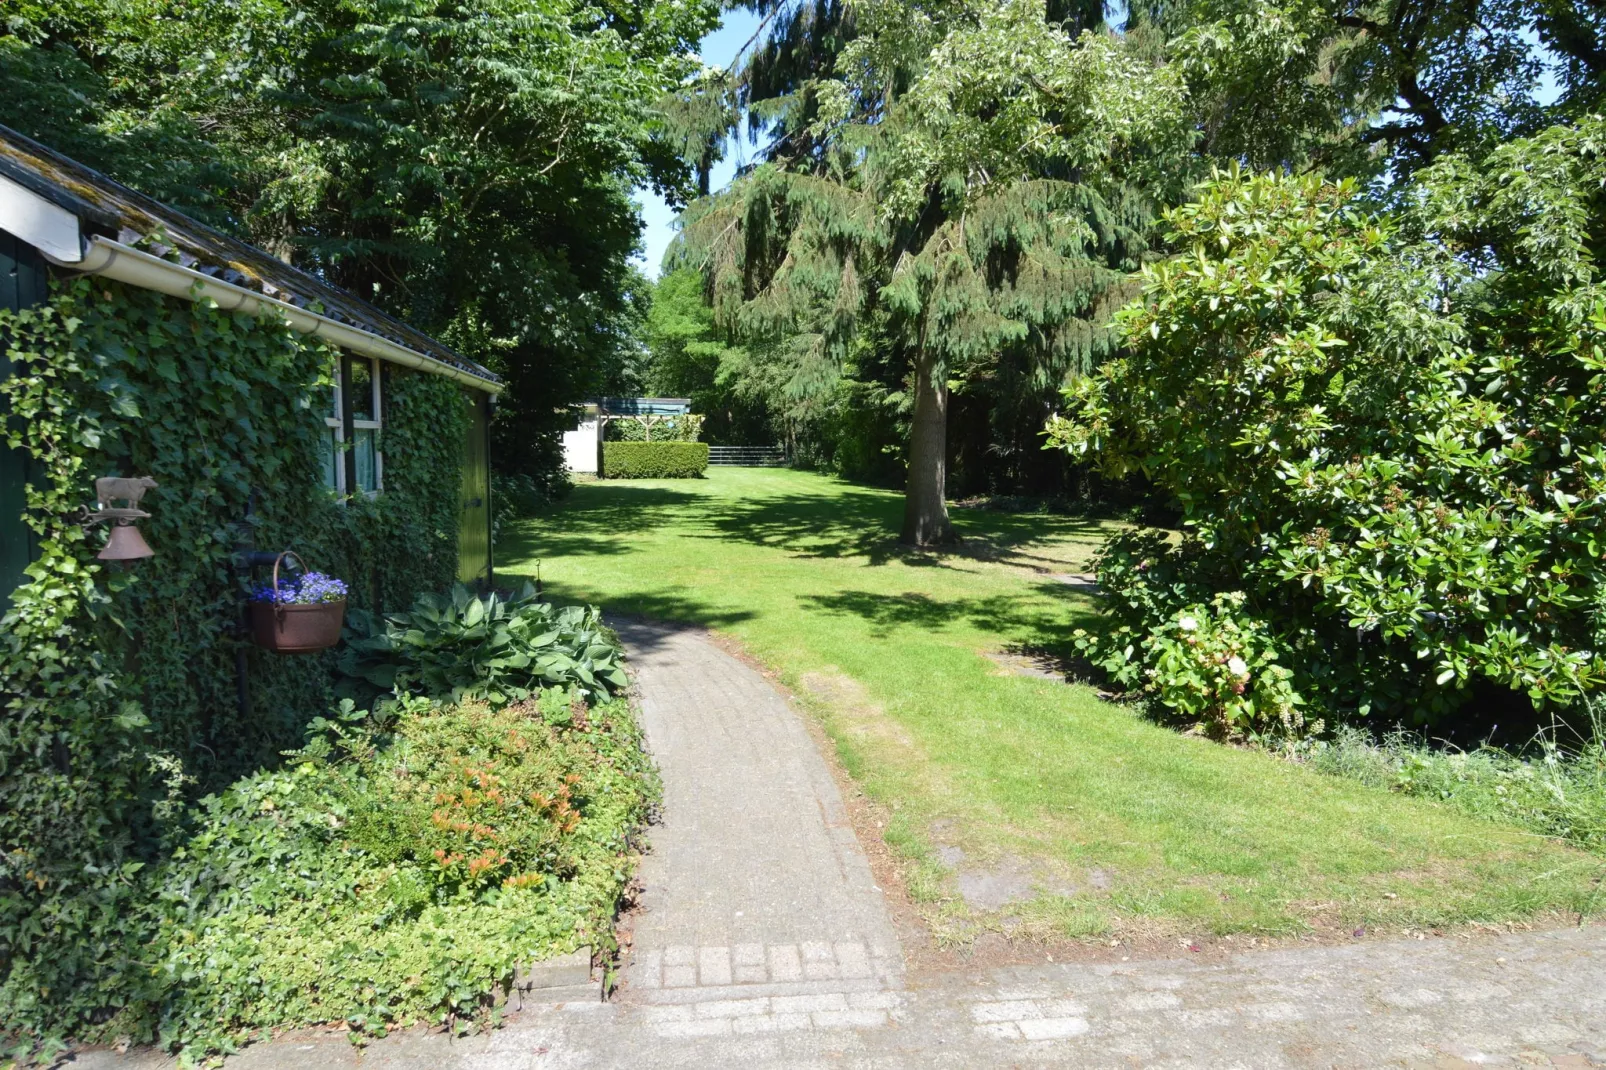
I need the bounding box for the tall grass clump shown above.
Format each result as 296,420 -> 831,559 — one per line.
1305,712 -> 1606,853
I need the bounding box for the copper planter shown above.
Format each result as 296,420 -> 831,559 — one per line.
250,598 -> 346,653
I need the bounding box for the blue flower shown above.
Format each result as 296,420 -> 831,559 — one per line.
253,571 -> 348,604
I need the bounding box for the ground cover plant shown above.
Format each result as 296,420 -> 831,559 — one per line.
40,688 -> 653,1062
502,468 -> 1601,944
0,281 -> 470,1058
2,608 -> 647,1064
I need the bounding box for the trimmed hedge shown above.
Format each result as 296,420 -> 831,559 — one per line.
602,441 -> 709,478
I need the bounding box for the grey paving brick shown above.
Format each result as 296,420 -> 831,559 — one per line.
768,944 -> 803,982
812,1009 -> 888,1029
771,992 -> 850,1015
1017,1017 -> 1090,1040
698,946 -> 733,986
731,1013 -> 812,1035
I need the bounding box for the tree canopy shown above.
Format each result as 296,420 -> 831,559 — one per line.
1,0 -> 718,476
654,0 -> 1602,538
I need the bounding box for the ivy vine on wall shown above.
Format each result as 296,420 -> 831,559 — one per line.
0,277 -> 467,1041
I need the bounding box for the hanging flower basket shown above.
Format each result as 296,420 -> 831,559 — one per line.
249,551 -> 347,654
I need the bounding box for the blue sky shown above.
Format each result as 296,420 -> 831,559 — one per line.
632,7 -> 765,279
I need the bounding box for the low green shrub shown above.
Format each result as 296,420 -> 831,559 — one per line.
601,441 -> 709,478
339,584 -> 628,707
64,689 -> 655,1061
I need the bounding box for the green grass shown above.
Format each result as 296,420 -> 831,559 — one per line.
500,468 -> 1602,940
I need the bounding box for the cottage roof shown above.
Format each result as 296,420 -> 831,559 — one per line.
0,124 -> 500,389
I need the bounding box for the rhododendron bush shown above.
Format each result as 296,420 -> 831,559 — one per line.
1049,121 -> 1606,734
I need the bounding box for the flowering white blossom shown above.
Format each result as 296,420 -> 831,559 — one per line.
1177,616 -> 1199,632
1227,656 -> 1249,676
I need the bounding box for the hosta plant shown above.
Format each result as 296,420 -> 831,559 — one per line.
339,583 -> 628,706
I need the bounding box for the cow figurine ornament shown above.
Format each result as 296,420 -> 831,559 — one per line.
95,476 -> 158,514
87,475 -> 158,561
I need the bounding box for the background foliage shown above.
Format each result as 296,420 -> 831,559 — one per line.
0,279 -> 470,1052
646,0 -> 1602,521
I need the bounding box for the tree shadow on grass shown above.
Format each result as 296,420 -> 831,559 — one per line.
503,475 -> 1113,597
695,482 -> 1111,569
697,483 -> 908,563
531,581 -> 758,655
501,484 -> 704,562
798,583 -> 1102,650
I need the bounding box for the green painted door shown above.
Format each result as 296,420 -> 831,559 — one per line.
457,389 -> 491,586
0,230 -> 45,599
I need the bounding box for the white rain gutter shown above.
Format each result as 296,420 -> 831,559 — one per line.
47,236 -> 503,394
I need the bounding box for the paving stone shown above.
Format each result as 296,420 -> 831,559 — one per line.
771,992 -> 850,1015
971,1000 -> 1044,1023
732,1013 -> 812,1035
1118,990 -> 1179,1012
812,1009 -> 888,1029
836,942 -> 873,979
661,965 -> 697,988
654,1018 -> 731,1038
803,960 -> 841,981
768,945 -> 803,982
975,1021 -> 1023,1040
694,999 -> 770,1019
1017,1017 -> 1091,1041
699,947 -> 733,986
800,941 -> 835,962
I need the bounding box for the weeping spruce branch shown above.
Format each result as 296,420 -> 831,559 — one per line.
674,0 -> 1187,544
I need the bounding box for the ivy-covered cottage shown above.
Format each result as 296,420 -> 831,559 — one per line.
0,124 -> 499,592
0,123 -> 504,999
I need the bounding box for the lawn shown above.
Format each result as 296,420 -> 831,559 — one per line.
500,468 -> 1602,941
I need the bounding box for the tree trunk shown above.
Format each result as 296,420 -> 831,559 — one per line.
901,351 -> 953,546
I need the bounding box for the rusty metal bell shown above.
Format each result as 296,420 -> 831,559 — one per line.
99,521 -> 154,561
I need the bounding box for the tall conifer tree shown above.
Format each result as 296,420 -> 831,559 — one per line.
678,0 -> 1186,544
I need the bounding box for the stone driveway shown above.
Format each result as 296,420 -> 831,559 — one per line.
71,622 -> 1606,1069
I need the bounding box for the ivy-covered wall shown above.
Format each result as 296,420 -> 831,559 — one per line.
0,277 -> 471,1022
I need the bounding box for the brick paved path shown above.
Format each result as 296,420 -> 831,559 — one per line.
612,619 -> 904,1027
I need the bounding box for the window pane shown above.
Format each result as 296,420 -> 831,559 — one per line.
321,427 -> 340,490
350,359 -> 374,421
354,427 -> 378,493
